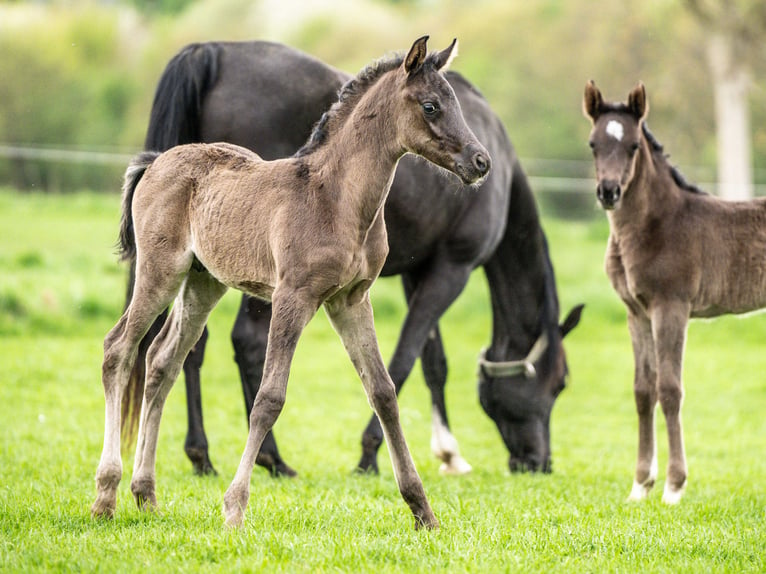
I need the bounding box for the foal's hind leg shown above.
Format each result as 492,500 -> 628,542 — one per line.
92,269 -> 186,518
627,312 -> 658,501
327,292 -> 438,530
130,269 -> 227,511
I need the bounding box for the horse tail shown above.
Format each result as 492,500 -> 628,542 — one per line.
118,43 -> 219,448
119,151 -> 160,262
144,42 -> 221,151
118,151 -> 160,446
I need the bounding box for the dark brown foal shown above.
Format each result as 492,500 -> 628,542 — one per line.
584,81 -> 766,504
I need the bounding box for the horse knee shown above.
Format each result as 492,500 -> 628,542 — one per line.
250,387 -> 285,427
633,383 -> 657,416
657,378 -> 683,414
370,381 -> 398,421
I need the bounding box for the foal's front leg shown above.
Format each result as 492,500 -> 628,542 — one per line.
326,292 -> 438,530
223,288 -> 315,528
626,312 -> 658,501
651,302 -> 690,504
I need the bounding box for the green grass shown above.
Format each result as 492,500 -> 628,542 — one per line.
0,190 -> 764,573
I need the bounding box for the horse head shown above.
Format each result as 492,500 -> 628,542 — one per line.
396,36 -> 491,186
583,80 -> 648,210
478,304 -> 583,473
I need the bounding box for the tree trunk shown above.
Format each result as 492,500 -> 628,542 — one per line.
707,32 -> 753,200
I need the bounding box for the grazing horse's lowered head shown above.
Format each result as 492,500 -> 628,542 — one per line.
479,288 -> 583,474
583,80 -> 648,210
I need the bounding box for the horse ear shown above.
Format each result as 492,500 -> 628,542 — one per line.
628,82 -> 648,120
405,35 -> 429,75
583,80 -> 603,121
560,304 -> 584,338
432,38 -> 458,71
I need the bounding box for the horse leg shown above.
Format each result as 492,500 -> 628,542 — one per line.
92,269 -> 187,518
357,264 -> 471,474
130,270 -> 227,511
422,326 -> 472,475
400,272 -> 470,475
182,326 -> 218,476
231,295 -> 296,477
223,288 -> 315,528
327,291 -> 437,529
651,302 -> 690,504
626,312 -> 658,501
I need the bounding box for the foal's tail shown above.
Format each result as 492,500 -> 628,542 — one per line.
119,151 -> 159,262
118,151 -> 160,446
119,42 -> 220,447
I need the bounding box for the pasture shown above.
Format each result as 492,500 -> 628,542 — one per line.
0,190 -> 764,572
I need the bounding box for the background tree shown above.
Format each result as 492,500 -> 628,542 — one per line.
686,0 -> 766,199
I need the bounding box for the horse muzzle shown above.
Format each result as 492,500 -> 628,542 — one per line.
455,143 -> 491,185
597,180 -> 621,210
509,454 -> 552,474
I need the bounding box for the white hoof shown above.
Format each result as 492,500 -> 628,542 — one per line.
627,480 -> 651,501
438,455 -> 472,476
662,483 -> 685,505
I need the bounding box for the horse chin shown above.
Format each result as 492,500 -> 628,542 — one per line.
454,163 -> 488,187
598,198 -> 620,211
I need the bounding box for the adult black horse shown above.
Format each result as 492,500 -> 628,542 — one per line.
129,40 -> 583,478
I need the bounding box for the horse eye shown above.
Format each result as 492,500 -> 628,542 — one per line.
629,142 -> 639,155
588,141 -> 596,150
422,102 -> 438,117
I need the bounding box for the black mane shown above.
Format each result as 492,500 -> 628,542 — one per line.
295,49 -> 446,158
295,53 -> 404,158
641,122 -> 706,195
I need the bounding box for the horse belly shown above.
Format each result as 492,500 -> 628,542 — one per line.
692,255 -> 766,317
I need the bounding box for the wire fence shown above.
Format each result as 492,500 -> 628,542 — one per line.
2,142 -> 766,200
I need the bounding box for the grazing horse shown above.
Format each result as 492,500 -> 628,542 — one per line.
132,39 -> 583,478
91,36 -> 490,529
583,80 -> 766,504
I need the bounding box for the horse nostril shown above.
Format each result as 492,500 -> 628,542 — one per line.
473,152 -> 490,175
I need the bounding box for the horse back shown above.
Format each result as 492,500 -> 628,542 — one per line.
199,42 -> 348,160
609,192 -> 766,318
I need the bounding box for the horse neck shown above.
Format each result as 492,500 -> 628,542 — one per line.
483,175 -> 552,361
609,134 -> 681,232
306,74 -> 403,235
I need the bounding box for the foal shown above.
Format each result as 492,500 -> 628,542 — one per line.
584,81 -> 766,504
91,36 -> 490,529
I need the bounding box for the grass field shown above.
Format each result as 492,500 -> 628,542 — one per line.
1,190 -> 764,573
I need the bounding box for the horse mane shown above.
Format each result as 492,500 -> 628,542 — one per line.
641,123 -> 706,195
295,50 -> 444,158
296,53 -> 404,157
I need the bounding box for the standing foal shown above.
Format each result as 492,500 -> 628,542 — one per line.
91,36 -> 489,529
584,81 -> 766,504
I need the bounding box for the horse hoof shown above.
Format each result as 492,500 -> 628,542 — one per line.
438,455 -> 472,476
627,477 -> 655,501
223,486 -> 248,527
661,483 -> 685,505
186,446 -> 218,476
90,496 -> 116,519
414,513 -> 440,531
354,456 -> 379,475
272,462 -> 298,478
